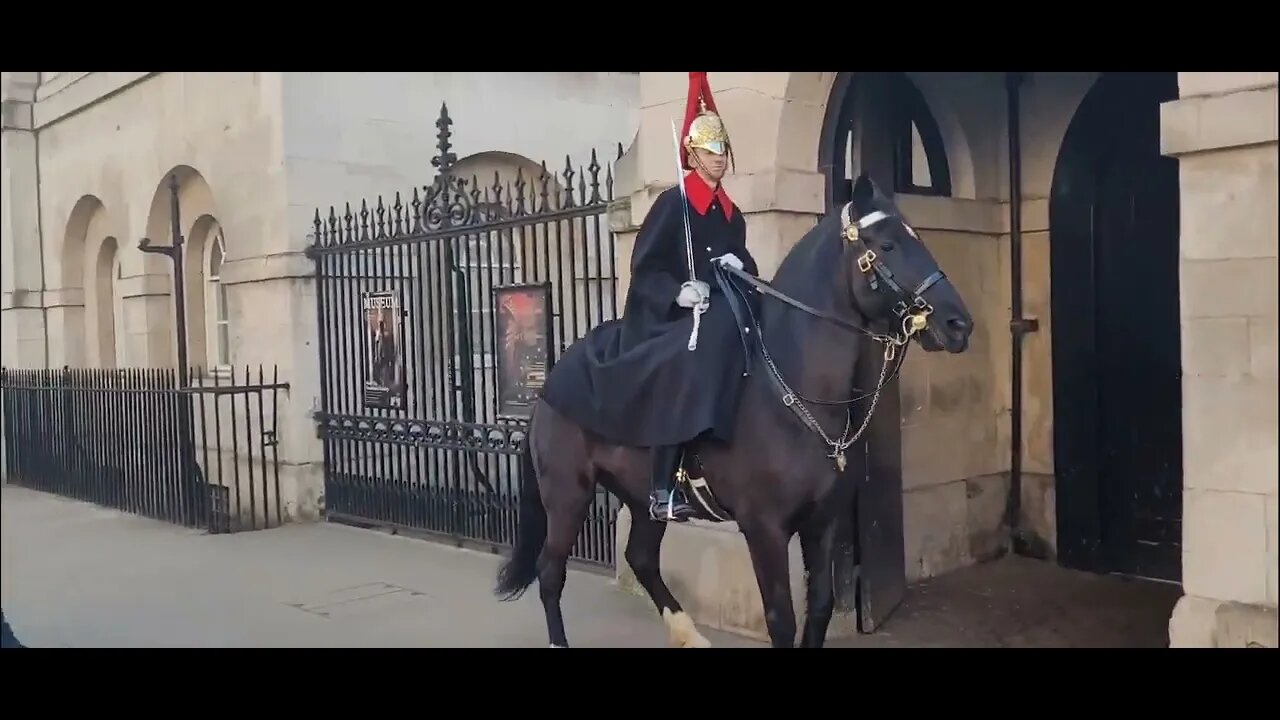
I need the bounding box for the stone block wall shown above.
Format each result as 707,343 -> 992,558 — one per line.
1162,72 -> 1278,648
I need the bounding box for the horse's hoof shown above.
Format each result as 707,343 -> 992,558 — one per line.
549,643 -> 566,648
662,608 -> 712,648
680,634 -> 712,649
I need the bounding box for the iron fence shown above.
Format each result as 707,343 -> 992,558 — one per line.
0,366 -> 289,534
308,104 -> 625,568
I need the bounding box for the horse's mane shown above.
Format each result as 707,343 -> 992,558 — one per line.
768,211 -> 846,308
751,210 -> 855,381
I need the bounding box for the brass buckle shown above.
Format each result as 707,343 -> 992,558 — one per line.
906,298 -> 933,334
857,250 -> 876,273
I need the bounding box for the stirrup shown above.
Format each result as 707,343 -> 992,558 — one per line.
649,490 -> 693,523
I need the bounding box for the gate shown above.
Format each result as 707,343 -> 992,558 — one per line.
308,104 -> 625,569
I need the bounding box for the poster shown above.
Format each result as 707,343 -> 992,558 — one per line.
362,289 -> 406,410
494,283 -> 552,420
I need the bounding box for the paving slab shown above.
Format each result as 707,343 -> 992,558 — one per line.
826,553 -> 1180,647
0,485 -> 761,648
1,484 -> 1180,648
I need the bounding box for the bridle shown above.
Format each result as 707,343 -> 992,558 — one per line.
714,201 -> 948,472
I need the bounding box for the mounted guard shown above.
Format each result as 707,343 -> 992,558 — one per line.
538,71 -> 760,522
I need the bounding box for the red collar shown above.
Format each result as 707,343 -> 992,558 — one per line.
683,171 -> 735,221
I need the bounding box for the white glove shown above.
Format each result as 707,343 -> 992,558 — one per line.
677,280 -> 710,309
713,253 -> 744,271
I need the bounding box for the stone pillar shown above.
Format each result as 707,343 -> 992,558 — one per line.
219,248 -> 325,523
1,72 -> 45,484
611,72 -> 856,644
1161,72 -> 1278,648
1,72 -> 48,370
629,73 -> 826,278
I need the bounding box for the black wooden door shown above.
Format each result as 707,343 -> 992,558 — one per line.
1050,72 -> 1182,581
820,72 -> 910,632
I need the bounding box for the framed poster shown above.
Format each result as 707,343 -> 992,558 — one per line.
362,289 -> 406,410
494,282 -> 553,420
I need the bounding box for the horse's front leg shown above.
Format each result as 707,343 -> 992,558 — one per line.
739,516 -> 797,648
798,513 -> 841,648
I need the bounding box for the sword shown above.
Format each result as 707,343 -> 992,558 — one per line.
671,118 -> 706,351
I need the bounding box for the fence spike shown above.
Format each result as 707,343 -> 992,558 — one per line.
562,156 -> 575,208
588,148 -> 602,204
313,208 -> 324,247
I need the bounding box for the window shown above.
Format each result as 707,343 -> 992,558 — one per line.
825,72 -> 953,208
111,255 -> 127,367
890,76 -> 951,197
207,230 -> 230,369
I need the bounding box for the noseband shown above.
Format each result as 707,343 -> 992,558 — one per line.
713,202 -> 947,472
842,206 -> 946,337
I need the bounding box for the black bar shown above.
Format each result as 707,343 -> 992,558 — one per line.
0,366 -> 286,534
302,109 -> 628,567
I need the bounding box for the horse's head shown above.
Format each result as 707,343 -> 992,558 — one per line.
840,174 -> 973,353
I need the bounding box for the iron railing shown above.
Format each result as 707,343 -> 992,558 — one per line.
308,103 -> 625,568
0,366 -> 289,534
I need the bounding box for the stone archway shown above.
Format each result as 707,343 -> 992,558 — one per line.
138,166 -> 220,370
58,195 -> 114,367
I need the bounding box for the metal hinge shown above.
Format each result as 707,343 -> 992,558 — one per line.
1010,317 -> 1040,336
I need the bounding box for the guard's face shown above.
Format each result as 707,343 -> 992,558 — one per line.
691,147 -> 727,181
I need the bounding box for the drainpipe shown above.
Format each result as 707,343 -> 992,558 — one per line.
1005,71 -> 1039,556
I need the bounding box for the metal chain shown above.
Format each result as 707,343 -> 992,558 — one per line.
755,319 -> 898,460
752,308 -> 926,458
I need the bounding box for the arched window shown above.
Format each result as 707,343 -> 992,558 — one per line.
207,230 -> 230,369
111,255 -> 127,368
890,76 -> 951,197
823,72 -> 952,209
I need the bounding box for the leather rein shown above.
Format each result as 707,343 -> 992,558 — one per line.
714,202 -> 946,472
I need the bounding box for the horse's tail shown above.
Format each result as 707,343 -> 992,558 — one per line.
495,439 -> 546,601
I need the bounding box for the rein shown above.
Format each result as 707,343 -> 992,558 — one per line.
714,202 -> 944,472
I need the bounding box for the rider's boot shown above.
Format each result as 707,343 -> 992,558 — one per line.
649,445 -> 695,523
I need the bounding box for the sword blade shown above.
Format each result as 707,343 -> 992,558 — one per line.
670,118 -> 696,281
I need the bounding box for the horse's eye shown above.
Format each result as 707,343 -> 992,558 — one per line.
879,242 -> 895,252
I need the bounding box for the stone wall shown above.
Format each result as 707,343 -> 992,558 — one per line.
1163,72 -> 1278,648
0,71 -> 641,521
1,72 -> 45,370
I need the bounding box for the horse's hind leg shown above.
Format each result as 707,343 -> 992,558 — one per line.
624,515 -> 711,648
538,472 -> 595,648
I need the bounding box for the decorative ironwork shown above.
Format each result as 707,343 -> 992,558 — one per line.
308,103 -> 626,568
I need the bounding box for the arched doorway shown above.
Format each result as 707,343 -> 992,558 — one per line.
1049,72 -> 1182,583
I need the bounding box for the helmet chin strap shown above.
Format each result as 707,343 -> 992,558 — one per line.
688,149 -> 724,189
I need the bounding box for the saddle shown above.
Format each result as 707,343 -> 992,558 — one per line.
673,450 -> 733,523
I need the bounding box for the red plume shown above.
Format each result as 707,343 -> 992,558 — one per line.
680,72 -> 719,170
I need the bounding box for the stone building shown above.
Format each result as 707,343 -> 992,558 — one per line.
1,69 -> 639,521
610,71 -> 1276,648
1,71 -> 1274,649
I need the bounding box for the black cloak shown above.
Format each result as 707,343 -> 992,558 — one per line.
539,173 -> 760,448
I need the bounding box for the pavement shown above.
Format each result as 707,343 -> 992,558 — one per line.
0,484 -> 761,648
1,484 -> 1180,648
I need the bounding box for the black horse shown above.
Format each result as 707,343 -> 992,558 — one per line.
494,174 -> 974,648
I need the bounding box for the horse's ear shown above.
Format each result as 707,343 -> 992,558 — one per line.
851,173 -> 876,210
